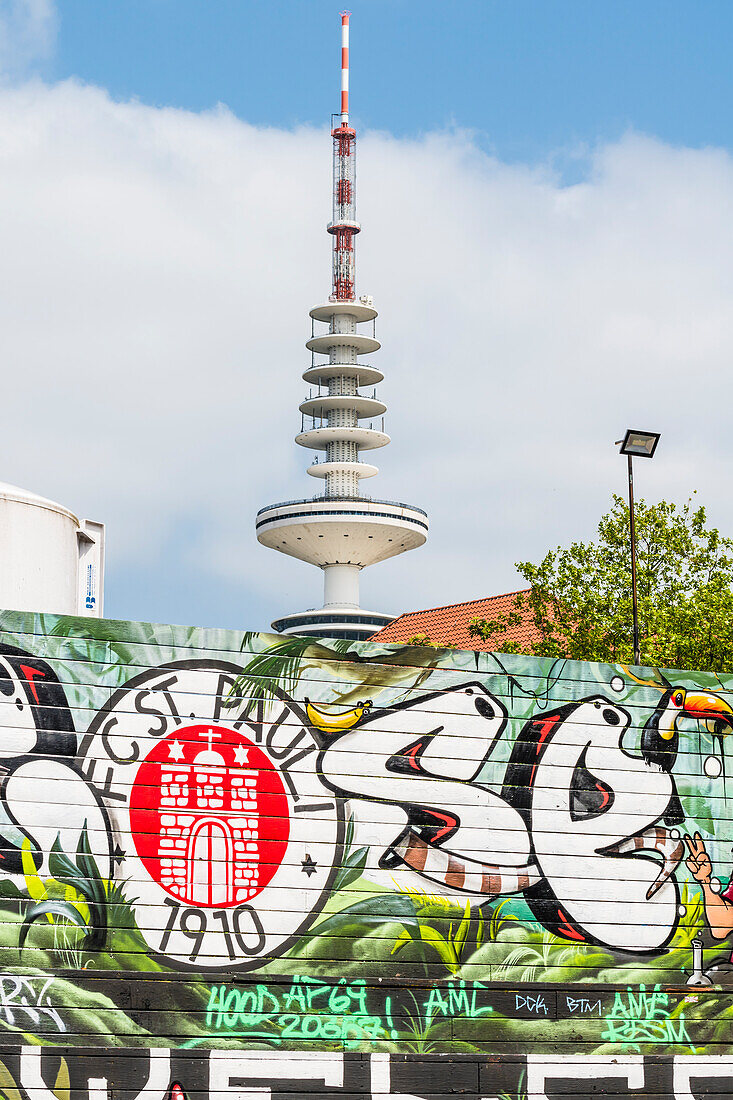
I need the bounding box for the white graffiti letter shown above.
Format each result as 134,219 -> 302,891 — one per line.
526,1054 -> 644,1100
210,1050 -> 343,1100
673,1055 -> 733,1100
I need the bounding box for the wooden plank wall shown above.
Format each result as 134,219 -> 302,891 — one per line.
0,609 -> 729,1098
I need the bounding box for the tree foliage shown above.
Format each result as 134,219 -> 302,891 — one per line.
469,495 -> 733,672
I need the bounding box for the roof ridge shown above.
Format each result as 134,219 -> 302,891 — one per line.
389,588 -> 531,622
369,588 -> 541,650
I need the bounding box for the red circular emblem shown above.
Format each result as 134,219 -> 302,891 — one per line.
129,724 -> 289,908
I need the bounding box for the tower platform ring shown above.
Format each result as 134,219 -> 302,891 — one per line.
307,460 -> 378,479
299,395 -> 387,419
306,333 -> 380,355
295,426 -> 389,450
256,500 -> 428,568
271,607 -> 393,640
327,220 -> 361,234
303,363 -> 384,387
310,301 -> 377,323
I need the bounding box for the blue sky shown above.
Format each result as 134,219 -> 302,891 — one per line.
3,2 -> 733,633
50,1 -> 733,163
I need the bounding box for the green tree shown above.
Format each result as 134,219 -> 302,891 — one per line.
406,634 -> 455,650
469,495 -> 733,672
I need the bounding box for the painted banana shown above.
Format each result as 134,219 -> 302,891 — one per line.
305,697 -> 372,733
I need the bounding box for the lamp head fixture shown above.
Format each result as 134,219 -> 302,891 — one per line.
618,429 -> 661,459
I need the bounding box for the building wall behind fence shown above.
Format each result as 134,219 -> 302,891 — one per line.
0,610 -> 730,1098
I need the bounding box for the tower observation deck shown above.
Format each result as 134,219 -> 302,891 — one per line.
256,13 -> 428,640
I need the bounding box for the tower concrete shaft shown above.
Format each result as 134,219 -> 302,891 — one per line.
256,13 -> 428,640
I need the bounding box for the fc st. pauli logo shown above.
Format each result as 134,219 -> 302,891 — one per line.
79,661 -> 343,970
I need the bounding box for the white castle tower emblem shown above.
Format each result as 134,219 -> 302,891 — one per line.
158,729 -> 261,907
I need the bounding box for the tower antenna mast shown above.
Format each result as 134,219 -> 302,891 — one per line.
330,11 -> 359,302
341,10 -> 350,124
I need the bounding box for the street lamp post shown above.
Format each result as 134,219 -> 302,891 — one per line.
617,430 -> 661,666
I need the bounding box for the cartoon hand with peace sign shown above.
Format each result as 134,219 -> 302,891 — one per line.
684,831 -> 733,944
685,832 -> 713,885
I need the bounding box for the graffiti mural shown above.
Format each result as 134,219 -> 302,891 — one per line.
0,611 -> 730,1096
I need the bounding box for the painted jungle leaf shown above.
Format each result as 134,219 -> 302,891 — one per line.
48,840 -> 86,891
19,900 -> 87,948
487,899 -> 518,942
47,828 -> 108,948
333,845 -> 369,892
74,826 -> 108,908
21,837 -> 47,904
393,924 -> 460,974
310,893 -> 420,938
454,901 -> 471,956
0,1058 -> 22,1100
52,1058 -> 70,1100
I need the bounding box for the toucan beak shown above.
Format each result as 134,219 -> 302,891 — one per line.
682,690 -> 733,729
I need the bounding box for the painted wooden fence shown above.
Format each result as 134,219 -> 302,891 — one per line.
0,609 -> 729,1098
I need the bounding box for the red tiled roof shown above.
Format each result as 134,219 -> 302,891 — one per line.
370,589 -> 542,652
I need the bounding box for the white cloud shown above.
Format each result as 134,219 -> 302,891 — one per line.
0,77 -> 731,629
0,1 -> 55,76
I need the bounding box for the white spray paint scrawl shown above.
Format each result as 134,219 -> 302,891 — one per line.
318,681 -> 733,953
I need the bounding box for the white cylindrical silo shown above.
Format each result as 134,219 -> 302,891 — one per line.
0,482 -> 105,617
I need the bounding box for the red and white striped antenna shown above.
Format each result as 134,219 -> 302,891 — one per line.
329,11 -> 359,301
340,11 -> 350,125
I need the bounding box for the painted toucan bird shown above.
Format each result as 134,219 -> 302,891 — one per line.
639,687 -> 733,828
641,686 -> 733,772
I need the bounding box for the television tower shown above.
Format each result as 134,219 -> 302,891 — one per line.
256,12 -> 428,640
